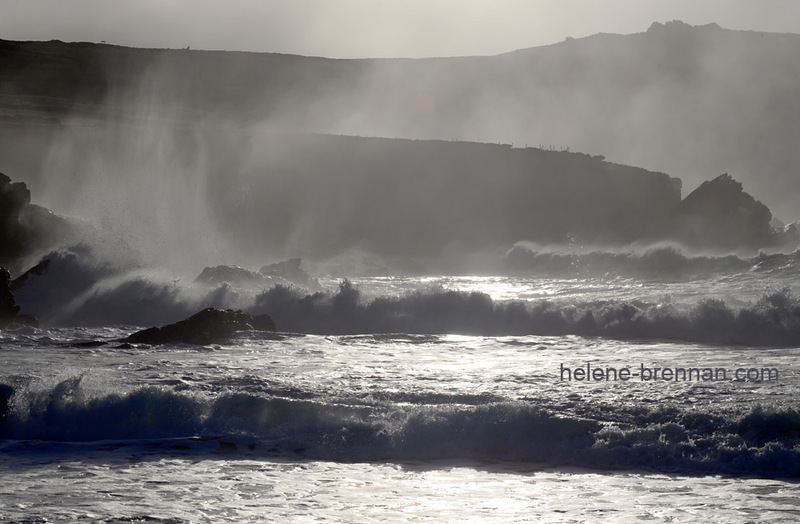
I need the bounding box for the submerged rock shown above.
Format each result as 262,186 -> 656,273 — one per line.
126,308 -> 276,345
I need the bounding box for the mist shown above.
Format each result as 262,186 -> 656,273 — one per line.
2,19 -> 799,284
3,1 -> 800,58
4,7 -> 800,519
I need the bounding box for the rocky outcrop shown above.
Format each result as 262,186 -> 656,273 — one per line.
0,267 -> 20,328
126,308 -> 276,345
0,174 -> 33,270
196,259 -> 319,289
676,174 -> 794,252
260,258 -> 317,288
195,265 -> 265,287
8,257 -> 51,294
0,172 -> 82,274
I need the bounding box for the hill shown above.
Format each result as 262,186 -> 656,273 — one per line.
0,124 -> 687,272
1,21 -> 799,220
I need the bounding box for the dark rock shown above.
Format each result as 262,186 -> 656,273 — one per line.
196,260 -> 320,290
59,340 -> 109,348
218,440 -> 237,451
0,267 -> 20,328
676,174 -> 791,252
126,308 -> 276,345
0,383 -> 13,430
9,257 -> 51,292
260,258 -> 316,287
0,173 -> 83,274
0,174 -> 31,268
12,313 -> 39,328
195,265 -> 265,287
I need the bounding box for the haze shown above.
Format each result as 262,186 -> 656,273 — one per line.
3,0 -> 800,58
2,1 -> 800,275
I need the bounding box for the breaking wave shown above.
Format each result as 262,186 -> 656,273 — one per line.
253,281 -> 800,346
10,245 -> 800,346
2,378 -> 799,477
11,246 -> 252,327
506,244 -> 800,279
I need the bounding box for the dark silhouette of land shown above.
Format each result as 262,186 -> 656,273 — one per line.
0,21 -> 797,278
1,21 -> 799,220
0,133 -> 792,282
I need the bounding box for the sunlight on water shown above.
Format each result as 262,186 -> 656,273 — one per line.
2,458 -> 799,522
3,12 -> 800,522
345,272 -> 775,305
2,273 -> 800,521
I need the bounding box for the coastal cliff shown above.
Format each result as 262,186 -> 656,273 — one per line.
2,22 -> 800,222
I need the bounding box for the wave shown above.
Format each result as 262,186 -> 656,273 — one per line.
506,244 -> 800,279
2,378 -> 799,477
11,246 -> 800,346
12,246 -> 254,326
252,281 -> 800,346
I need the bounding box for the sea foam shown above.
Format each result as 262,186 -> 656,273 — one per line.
2,378 -> 799,476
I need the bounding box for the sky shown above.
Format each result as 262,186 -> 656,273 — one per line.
2,0 -> 800,58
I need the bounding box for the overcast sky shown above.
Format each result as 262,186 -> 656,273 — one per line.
2,0 -> 800,58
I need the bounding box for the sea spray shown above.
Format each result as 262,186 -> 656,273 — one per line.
252,282 -> 800,346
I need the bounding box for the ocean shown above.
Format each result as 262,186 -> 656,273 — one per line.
1,246 -> 800,522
